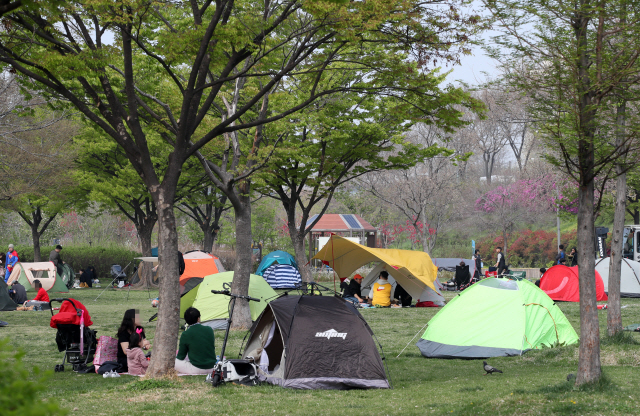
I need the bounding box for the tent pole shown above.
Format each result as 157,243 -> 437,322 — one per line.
396,321 -> 430,358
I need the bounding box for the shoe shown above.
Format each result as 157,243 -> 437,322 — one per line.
103,372 -> 109,378
112,371 -> 120,378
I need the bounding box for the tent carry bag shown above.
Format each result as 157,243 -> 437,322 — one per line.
222,359 -> 259,385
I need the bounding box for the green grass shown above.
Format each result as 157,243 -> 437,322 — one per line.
4,287 -> 640,415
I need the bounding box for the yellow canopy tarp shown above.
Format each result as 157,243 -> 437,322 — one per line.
312,235 -> 439,292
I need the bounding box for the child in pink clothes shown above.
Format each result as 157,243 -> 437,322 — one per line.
126,332 -> 149,376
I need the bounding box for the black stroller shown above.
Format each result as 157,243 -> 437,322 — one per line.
110,264 -> 128,287
49,298 -> 97,372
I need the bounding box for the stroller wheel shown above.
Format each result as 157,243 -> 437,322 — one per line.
211,372 -> 221,387
55,364 -> 64,372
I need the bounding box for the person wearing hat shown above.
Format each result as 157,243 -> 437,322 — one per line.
4,244 -> 19,282
49,245 -> 65,276
342,274 -> 365,306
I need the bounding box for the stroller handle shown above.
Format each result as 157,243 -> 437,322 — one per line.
210,289 -> 260,302
49,298 -> 82,317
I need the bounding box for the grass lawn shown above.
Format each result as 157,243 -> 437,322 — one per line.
3,285 -> 640,415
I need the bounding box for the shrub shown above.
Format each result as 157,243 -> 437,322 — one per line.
9,245 -> 140,279
0,338 -> 66,416
477,229 -> 579,268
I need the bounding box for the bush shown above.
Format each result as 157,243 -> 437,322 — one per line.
477,229 -> 578,268
9,245 -> 140,279
0,338 -> 66,416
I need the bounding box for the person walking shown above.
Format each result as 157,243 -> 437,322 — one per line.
555,244 -> 566,265
473,249 -> 482,279
49,245 -> 65,276
494,247 -> 506,276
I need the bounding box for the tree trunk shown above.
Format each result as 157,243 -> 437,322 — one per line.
608,101 -> 626,336
31,225 -> 42,262
230,189 -> 253,329
203,226 -> 217,253
145,194 -> 180,377
502,229 -> 508,264
135,219 -> 157,288
292,228 -> 312,282
576,180 -> 601,385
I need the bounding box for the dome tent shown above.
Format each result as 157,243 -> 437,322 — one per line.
255,251 -> 298,276
179,250 -> 225,294
243,295 -> 390,389
179,271 -> 277,329
540,265 -> 608,302
417,278 -> 578,359
7,262 -> 68,293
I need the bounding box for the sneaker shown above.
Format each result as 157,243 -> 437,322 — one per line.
205,373 -> 212,383
112,371 -> 120,378
103,372 -> 109,378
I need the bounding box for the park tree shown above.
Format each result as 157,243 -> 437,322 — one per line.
0,0 -> 484,377
256,80 -> 479,280
362,123 -> 465,255
0,74 -> 74,201
177,186 -> 230,253
484,0 -> 640,384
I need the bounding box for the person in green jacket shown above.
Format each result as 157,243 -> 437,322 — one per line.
175,307 -> 216,375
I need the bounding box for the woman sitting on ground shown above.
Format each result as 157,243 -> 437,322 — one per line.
175,307 -> 216,375
126,332 -> 149,376
116,309 -> 151,372
23,279 -> 49,309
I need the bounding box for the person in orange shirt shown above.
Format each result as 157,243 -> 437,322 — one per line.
23,279 -> 49,310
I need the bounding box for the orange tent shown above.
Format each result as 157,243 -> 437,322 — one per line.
179,251 -> 225,293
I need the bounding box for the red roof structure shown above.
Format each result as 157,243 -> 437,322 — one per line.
306,214 -> 376,232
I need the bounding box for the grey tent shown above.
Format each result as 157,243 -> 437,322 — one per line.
0,280 -> 18,311
243,295 -> 389,390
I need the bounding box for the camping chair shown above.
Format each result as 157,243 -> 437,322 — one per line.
454,265 -> 471,290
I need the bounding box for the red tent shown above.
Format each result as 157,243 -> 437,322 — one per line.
540,265 -> 608,302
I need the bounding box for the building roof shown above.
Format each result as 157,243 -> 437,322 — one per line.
306,214 -> 377,232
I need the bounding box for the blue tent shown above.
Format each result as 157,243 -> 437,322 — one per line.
255,250 -> 298,276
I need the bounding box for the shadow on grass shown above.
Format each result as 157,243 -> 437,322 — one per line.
601,331 -> 639,346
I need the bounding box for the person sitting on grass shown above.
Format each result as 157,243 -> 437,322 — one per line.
175,307 -> 216,375
23,279 -> 49,309
9,280 -> 27,304
370,271 -> 393,307
126,332 -> 149,376
342,274 -> 365,305
116,309 -> 151,372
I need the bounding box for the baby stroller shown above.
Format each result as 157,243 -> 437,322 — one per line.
110,264 -> 128,287
49,298 -> 97,372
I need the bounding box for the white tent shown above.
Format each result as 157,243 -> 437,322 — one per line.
595,258 -> 640,298
360,263 -> 445,306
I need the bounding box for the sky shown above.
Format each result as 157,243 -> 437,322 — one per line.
445,48 -> 499,86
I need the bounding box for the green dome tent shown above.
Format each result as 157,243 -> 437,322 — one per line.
417,278 -> 578,358
180,271 -> 278,330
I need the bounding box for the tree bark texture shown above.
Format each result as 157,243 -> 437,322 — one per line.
576,181 -> 601,385
31,225 -> 41,262
607,101 -> 627,336
230,189 -> 253,329
291,227 -> 312,282
145,192 -> 180,377
134,218 -> 157,288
